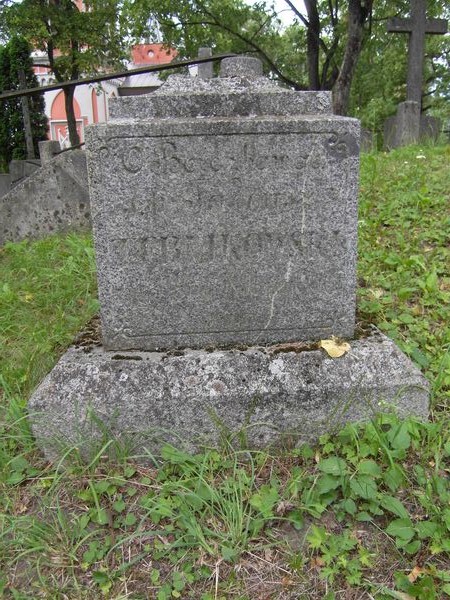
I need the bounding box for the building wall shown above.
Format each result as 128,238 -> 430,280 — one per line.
32,43 -> 176,147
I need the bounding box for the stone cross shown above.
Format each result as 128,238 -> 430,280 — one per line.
387,0 -> 447,107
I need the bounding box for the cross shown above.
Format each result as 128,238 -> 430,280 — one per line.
387,0 -> 447,107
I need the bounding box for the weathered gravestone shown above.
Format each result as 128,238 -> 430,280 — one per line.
89,57 -> 358,351
384,0 -> 448,148
29,56 -> 429,459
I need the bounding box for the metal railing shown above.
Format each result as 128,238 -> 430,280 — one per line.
0,52 -> 237,101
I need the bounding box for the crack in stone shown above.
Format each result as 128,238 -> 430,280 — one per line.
256,258 -> 293,341
300,146 -> 316,244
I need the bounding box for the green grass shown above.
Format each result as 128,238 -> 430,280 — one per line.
0,145 -> 449,598
0,234 -> 98,398
358,145 -> 450,409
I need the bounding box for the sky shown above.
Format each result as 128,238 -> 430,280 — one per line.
268,0 -> 306,27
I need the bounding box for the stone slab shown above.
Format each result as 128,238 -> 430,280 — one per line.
86,115 -> 360,351
383,102 -> 442,149
28,329 -> 429,460
109,88 -> 333,120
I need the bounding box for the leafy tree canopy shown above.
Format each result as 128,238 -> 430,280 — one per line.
1,0 -> 448,138
125,0 -> 449,128
0,36 -> 47,169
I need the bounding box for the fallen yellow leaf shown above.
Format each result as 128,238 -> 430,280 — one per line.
320,337 -> 350,358
407,565 -> 428,583
20,292 -> 33,302
310,556 -> 325,568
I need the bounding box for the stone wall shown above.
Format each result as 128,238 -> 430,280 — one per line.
0,150 -> 91,246
0,174 -> 12,198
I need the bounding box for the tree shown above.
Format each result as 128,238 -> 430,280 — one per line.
3,0 -> 128,146
124,0 -> 375,114
3,0 -> 447,134
349,0 -> 450,132
0,36 -> 47,170
125,0 -> 448,121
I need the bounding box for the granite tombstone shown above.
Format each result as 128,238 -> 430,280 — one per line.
28,56 -> 429,459
86,56 -> 359,351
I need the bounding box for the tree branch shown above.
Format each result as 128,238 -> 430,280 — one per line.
285,0 -> 329,53
176,4 -> 305,89
250,13 -> 274,42
283,0 -> 309,28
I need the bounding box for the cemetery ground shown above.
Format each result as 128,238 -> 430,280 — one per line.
0,145 -> 449,599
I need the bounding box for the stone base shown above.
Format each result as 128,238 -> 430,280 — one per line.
384,101 -> 442,149
28,330 -> 429,461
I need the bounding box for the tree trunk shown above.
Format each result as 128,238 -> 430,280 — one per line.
63,84 -> 80,146
332,0 -> 372,115
304,0 -> 320,89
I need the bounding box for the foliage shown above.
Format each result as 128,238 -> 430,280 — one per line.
123,0 -> 449,122
0,234 -> 98,397
350,0 -> 450,132
1,413 -> 450,597
2,0 -> 128,145
2,0 -> 448,129
124,0 -> 372,108
0,36 -> 47,170
358,145 -> 450,407
3,0 -> 127,80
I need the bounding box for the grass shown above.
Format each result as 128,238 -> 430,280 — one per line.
0,144 -> 449,598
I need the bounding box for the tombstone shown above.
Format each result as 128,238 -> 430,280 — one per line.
38,140 -> 61,164
360,128 -> 376,152
28,56 -> 429,459
384,101 -> 421,149
88,55 -> 358,351
197,47 -> 214,79
385,0 -> 447,148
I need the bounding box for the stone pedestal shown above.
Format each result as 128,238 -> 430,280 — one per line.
29,329 -> 429,460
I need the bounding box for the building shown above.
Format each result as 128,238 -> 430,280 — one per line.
32,43 -> 177,147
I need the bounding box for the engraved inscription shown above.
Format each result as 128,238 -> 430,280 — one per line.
107,231 -> 347,265
113,189 -> 301,220
90,127 -> 357,348
326,133 -> 359,158
122,145 -> 144,173
98,146 -> 110,160
112,136 -> 314,177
